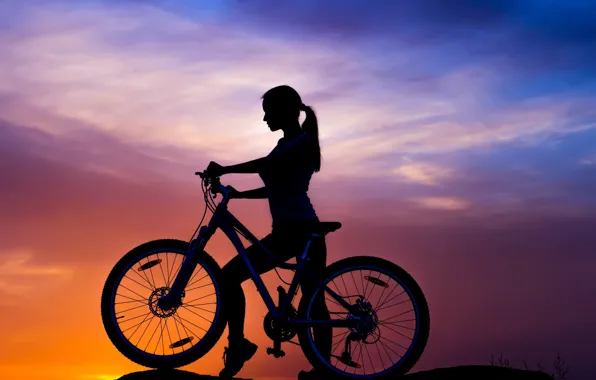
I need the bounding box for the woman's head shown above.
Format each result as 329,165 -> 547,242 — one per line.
261,85 -> 322,172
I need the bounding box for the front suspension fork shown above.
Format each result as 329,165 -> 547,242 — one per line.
158,226 -> 213,310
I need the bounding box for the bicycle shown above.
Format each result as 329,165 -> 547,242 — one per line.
101,171 -> 430,379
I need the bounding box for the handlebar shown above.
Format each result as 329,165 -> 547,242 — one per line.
195,171 -> 233,199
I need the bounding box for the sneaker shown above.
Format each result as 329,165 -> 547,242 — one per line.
219,338 -> 258,378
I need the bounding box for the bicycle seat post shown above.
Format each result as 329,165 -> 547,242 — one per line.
298,234 -> 319,263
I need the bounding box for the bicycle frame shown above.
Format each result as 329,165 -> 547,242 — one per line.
159,179 -> 359,328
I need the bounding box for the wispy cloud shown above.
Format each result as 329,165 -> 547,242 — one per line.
393,161 -> 453,186
0,250 -> 74,277
580,155 -> 596,165
0,250 -> 74,299
413,196 -> 470,210
1,1 -> 594,185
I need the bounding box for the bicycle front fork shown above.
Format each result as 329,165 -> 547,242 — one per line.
158,226 -> 213,311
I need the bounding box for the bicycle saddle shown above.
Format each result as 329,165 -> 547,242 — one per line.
314,221 -> 342,235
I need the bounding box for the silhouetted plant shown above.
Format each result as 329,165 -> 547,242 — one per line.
489,351 -> 511,368
552,351 -> 570,380
490,351 -> 570,380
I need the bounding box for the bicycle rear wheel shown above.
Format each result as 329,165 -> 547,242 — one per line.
297,256 -> 430,379
101,239 -> 228,368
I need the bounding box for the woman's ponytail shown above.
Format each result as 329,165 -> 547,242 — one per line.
300,103 -> 321,172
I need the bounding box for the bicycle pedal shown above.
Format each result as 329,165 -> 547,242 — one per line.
266,347 -> 285,358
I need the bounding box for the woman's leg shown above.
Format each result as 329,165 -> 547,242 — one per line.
220,233 -> 282,343
299,237 -> 332,360
218,233 -> 289,377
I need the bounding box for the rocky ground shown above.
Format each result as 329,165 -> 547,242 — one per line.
118,365 -> 555,380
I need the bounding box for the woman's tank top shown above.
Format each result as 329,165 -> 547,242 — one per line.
258,132 -> 318,229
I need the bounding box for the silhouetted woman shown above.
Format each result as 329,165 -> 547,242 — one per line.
205,85 -> 331,379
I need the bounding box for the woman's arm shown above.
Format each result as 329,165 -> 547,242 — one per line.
223,157 -> 269,174
234,187 -> 268,199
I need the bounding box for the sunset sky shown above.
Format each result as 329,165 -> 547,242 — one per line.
1,1 -> 596,379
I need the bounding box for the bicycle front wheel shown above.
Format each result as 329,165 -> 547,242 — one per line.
297,256 -> 430,379
100,239 -> 228,369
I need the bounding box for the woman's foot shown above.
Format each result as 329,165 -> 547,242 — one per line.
297,369 -> 316,379
219,338 -> 258,378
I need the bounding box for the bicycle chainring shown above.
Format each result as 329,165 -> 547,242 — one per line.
264,307 -> 298,342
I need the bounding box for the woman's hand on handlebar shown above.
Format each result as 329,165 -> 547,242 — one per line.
205,161 -> 226,177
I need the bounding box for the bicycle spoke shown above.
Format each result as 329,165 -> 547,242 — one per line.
166,253 -> 178,288
153,318 -> 166,355
179,304 -> 213,325
176,313 -> 208,333
359,270 -> 366,300
171,314 -> 184,352
376,298 -> 411,313
377,281 -> 400,307
378,337 -> 403,360
119,313 -> 150,325
380,333 -> 410,351
115,299 -> 145,305
355,341 -> 364,375
330,331 -> 350,356
137,271 -> 154,292
325,296 -> 343,308
185,304 -> 215,314
376,289 -> 406,312
384,309 -> 414,321
131,268 -> 155,292
119,283 -> 148,303
157,253 -> 169,289
379,337 -> 396,366
375,337 -> 386,371
186,301 -> 217,307
379,322 -> 414,341
164,318 -> 174,354
144,317 -> 161,352
121,312 -> 152,334
173,314 -> 195,344
374,274 -> 389,309
349,270 -> 363,297
165,252 -> 171,287
363,270 -> 372,300
187,272 -> 209,289
185,292 -> 215,304
135,314 -> 156,347
364,341 -> 376,374
338,273 -> 348,296
359,341 -> 366,375
172,313 -> 202,348
146,257 -> 159,291
379,319 -> 416,329
169,263 -> 184,289
117,302 -> 148,315
116,292 -> 145,304
124,274 -> 153,293
186,282 -> 212,292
